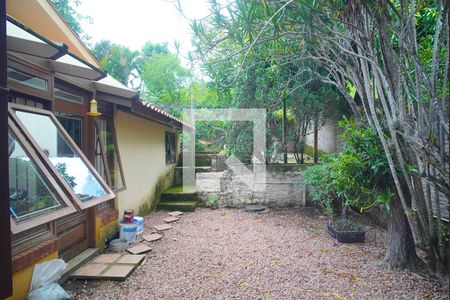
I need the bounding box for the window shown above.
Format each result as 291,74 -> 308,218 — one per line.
9,104 -> 115,210
94,118 -> 125,191
54,88 -> 84,104
9,131 -> 62,221
56,114 -> 82,149
165,132 -> 176,164
8,121 -> 76,234
7,67 -> 48,91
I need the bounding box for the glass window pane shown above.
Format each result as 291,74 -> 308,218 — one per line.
7,67 -> 48,91
95,119 -> 124,190
8,131 -> 62,221
57,115 -> 82,149
55,88 -> 83,104
15,110 -> 107,202
165,132 -> 176,164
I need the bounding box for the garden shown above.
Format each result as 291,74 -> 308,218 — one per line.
54,0 -> 449,297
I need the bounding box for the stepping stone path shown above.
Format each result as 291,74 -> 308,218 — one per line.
168,211 -> 184,217
127,244 -> 152,255
143,233 -> 163,242
71,254 -> 145,281
71,211 -> 187,282
153,224 -> 172,231
163,216 -> 179,223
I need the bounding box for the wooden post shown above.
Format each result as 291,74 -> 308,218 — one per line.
0,0 -> 13,297
282,98 -> 287,164
313,118 -> 318,163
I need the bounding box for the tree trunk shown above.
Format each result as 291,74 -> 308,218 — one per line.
385,194 -> 420,270
313,118 -> 318,163
282,98 -> 288,164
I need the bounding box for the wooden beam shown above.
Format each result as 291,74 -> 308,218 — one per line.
0,0 -> 13,296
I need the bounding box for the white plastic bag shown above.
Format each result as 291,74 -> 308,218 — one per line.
28,283 -> 70,300
27,259 -> 70,300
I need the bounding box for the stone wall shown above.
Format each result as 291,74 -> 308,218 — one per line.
197,165 -> 306,208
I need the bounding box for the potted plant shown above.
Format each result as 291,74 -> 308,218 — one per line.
329,218 -> 365,243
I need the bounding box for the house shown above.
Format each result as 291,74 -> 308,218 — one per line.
5,1 -> 183,298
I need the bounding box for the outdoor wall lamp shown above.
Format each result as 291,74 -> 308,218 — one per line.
87,90 -> 102,117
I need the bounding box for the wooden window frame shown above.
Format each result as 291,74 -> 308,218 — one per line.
7,56 -> 52,101
54,87 -> 84,105
8,119 -> 77,234
8,103 -> 115,211
165,131 -> 177,165
94,116 -> 127,193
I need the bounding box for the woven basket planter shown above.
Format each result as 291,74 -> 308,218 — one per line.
327,220 -> 365,243
335,229 -> 365,243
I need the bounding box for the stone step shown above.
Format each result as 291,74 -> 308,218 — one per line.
160,186 -> 198,202
157,200 -> 199,212
59,248 -> 99,284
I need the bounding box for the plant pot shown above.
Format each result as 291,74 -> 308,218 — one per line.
327,219 -> 365,243
335,230 -> 365,243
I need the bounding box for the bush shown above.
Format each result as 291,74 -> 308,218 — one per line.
301,155 -> 339,217
301,118 -> 395,217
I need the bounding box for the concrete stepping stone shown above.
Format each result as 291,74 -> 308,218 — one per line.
245,204 -> 267,212
153,224 -> 172,231
71,254 -> 145,281
92,253 -> 121,263
168,211 -> 183,217
142,233 -> 163,242
127,244 -> 152,255
163,216 -> 179,223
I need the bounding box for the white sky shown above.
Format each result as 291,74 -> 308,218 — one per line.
77,0 -> 212,58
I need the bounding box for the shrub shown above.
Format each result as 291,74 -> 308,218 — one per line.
301,118 -> 395,217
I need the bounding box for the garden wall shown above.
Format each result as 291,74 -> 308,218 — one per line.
197,164 -> 307,208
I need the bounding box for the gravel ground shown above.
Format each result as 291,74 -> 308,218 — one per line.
64,207 -> 448,299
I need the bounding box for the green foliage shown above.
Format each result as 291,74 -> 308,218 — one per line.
301,156 -> 337,217
51,0 -> 83,34
207,194 -> 218,207
51,0 -> 91,39
91,41 -> 140,87
141,53 -> 189,112
55,162 -> 77,188
332,218 -> 364,232
302,118 -> 395,216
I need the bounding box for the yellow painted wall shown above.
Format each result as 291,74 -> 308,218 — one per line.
95,218 -> 119,251
6,251 -> 58,300
116,110 -> 177,216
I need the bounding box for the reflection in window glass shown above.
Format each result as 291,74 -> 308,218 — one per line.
95,119 -> 124,190
15,110 -> 107,202
8,131 -> 61,221
57,115 -> 82,149
7,67 -> 48,91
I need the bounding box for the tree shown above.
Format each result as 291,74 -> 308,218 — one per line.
50,0 -> 91,41
191,0 -> 449,274
140,53 -> 189,113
